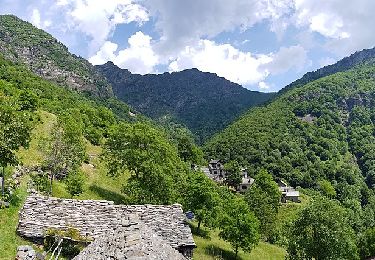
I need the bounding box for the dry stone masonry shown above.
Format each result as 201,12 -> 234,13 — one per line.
17,195 -> 195,259
73,216 -> 186,260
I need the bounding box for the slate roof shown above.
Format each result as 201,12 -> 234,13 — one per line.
73,216 -> 186,260
17,195 -> 195,258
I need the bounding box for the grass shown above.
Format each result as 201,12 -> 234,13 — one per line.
52,140 -> 129,203
17,110 -> 57,167
0,176 -> 35,260
191,223 -> 286,260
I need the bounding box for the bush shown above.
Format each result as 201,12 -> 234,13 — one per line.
65,171 -> 85,198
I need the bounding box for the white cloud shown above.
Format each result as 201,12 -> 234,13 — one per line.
261,45 -> 307,75
168,40 -> 272,85
66,0 -> 149,53
143,0 -> 294,54
30,8 -> 52,29
319,57 -> 336,67
258,81 -> 270,90
90,31 -> 158,74
293,0 -> 375,55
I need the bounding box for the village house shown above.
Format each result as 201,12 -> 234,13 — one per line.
202,160 -> 254,193
202,160 -> 300,202
278,180 -> 300,203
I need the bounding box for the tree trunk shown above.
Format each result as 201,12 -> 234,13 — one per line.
1,167 -> 4,198
197,220 -> 201,232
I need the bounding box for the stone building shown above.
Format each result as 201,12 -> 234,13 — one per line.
17,195 -> 195,259
278,180 -> 300,203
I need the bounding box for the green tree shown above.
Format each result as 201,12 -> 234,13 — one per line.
41,114 -> 86,194
0,92 -> 34,198
224,161 -> 242,188
183,171 -> 221,231
219,196 -> 260,259
317,179 -> 336,198
359,227 -> 375,259
245,170 -> 281,240
103,122 -> 186,204
65,171 -> 85,198
287,198 -> 359,260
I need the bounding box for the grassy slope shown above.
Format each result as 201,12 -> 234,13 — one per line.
3,110 -> 288,259
192,223 -> 286,260
0,177 -> 33,259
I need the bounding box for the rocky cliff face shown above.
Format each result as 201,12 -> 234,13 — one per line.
0,15 -> 112,97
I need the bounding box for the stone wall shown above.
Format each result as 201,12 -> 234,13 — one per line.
17,195 -> 195,258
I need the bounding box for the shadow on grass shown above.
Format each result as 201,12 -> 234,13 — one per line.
205,245 -> 240,260
88,185 -> 127,204
188,222 -> 211,239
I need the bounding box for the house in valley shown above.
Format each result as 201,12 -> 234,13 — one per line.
278,180 -> 300,203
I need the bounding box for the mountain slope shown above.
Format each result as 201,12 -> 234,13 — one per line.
205,56 -> 375,204
279,46 -> 375,95
0,15 -> 111,96
97,62 -> 274,142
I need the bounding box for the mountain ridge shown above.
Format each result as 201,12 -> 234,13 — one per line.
97,61 -> 274,143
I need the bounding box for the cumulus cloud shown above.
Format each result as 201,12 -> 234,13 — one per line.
168,40 -> 272,85
90,31 -> 158,74
293,0 -> 375,55
261,45 -> 307,75
65,0 -> 149,53
143,0 -> 294,54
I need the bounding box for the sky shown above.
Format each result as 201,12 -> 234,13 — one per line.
1,0 -> 375,92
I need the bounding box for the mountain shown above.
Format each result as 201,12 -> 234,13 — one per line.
0,15 -> 111,96
205,51 -> 375,205
96,62 -> 274,142
279,46 -> 375,95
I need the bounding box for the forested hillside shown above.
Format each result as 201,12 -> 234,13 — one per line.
97,62 -> 274,143
206,56 -> 375,205
0,15 -> 111,96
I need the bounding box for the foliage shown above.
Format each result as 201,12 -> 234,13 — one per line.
97,62 -> 273,143
287,198 -> 359,260
65,171 -> 85,198
183,171 -> 221,230
317,179 -> 336,198
45,227 -> 91,258
103,122 -> 187,204
223,161 -> 242,188
358,227 -> 375,259
30,172 -> 50,194
40,115 -> 86,193
245,170 -> 281,240
219,196 -> 260,258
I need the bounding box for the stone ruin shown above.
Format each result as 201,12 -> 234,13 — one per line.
17,195 -> 196,259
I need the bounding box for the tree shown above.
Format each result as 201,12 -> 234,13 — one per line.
102,122 -> 187,204
359,227 -> 375,259
0,92 -> 34,198
41,113 -> 86,194
287,198 -> 359,260
223,161 -> 242,188
317,179 -> 336,198
183,171 -> 221,231
65,171 -> 85,198
219,196 -> 260,259
245,170 -> 281,240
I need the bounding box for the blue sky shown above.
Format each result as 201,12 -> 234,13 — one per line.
1,0 -> 375,92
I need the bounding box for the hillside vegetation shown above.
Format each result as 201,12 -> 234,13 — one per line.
0,15 -> 111,96
97,62 -> 274,143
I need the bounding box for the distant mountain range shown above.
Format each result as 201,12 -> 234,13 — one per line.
96,62 -> 274,142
